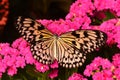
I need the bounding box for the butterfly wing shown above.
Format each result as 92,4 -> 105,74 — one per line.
16,16 -> 53,43
16,17 -> 55,64
30,39 -> 55,64
58,30 -> 107,68
57,39 -> 86,68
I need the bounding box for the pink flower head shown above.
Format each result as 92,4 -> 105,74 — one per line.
92,72 -> 104,80
112,53 -> 120,67
94,0 -> 115,10
15,56 -> 25,68
48,69 -> 58,79
113,67 -> 120,79
0,61 -> 6,73
84,65 -> 92,77
114,0 -> 120,16
83,57 -> 103,76
0,73 -> 2,78
12,38 -> 24,49
101,58 -> 113,69
84,57 -> 113,77
92,69 -> 113,80
68,73 -> 87,80
7,66 -> 17,76
24,49 -> 35,64
35,61 -> 49,73
3,55 -> 16,67
0,43 -> 11,55
50,60 -> 58,69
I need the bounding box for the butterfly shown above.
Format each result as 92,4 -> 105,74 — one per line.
16,16 -> 107,68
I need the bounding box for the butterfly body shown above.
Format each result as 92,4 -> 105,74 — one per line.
16,16 -> 107,68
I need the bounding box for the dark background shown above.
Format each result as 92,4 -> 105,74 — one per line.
2,0 -> 75,43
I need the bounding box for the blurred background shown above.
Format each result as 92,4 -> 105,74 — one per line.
1,0 -> 75,43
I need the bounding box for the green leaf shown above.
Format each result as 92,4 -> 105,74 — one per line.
103,10 -> 116,21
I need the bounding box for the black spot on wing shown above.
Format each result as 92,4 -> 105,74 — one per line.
71,31 -> 80,38
72,41 -> 76,45
94,30 -> 101,39
31,21 -> 35,26
30,30 -> 34,33
40,35 -> 43,38
83,31 -> 88,37
38,25 -> 45,30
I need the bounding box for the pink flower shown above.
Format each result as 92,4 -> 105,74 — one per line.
102,70 -> 113,80
0,62 -> 6,73
18,39 -> 29,50
101,58 -> 113,69
7,66 -> 17,76
84,65 -> 92,77
50,60 -> 58,69
24,49 -> 35,64
84,57 -> 102,76
84,57 -> 113,77
3,55 -> 16,67
112,53 -> 120,67
94,0 -> 115,10
92,70 -> 113,80
15,56 -> 25,68
0,73 -> 2,78
92,72 -> 104,80
69,0 -> 94,16
20,46 -> 35,64
35,61 -> 49,73
0,43 -> 10,48
12,38 -> 23,49
113,67 -> 120,79
68,73 -> 87,80
48,69 -> 58,79
95,18 -> 120,46
113,0 -> 120,16
0,43 -> 11,55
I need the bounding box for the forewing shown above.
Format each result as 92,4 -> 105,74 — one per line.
58,30 -> 107,68
60,30 -> 107,54
16,16 -> 53,43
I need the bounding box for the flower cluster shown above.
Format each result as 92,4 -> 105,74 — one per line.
68,73 -> 87,80
90,19 -> 120,47
0,39 -> 25,76
84,53 -> 120,80
0,38 -> 59,79
0,38 -> 31,77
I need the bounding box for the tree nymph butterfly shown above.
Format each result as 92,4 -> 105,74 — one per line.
16,16 -> 107,68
